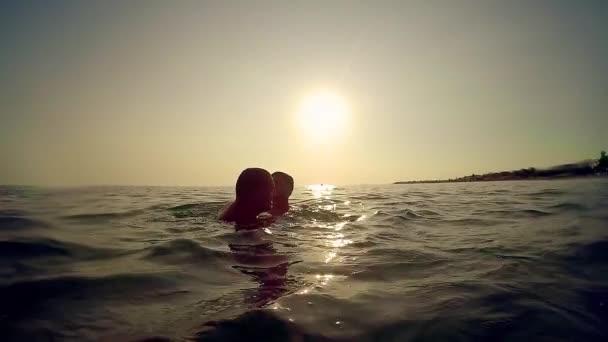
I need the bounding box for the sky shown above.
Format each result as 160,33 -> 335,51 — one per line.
1,0 -> 607,186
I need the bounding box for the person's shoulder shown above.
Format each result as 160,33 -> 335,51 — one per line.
218,201 -> 236,221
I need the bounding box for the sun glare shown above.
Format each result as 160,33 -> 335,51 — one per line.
297,90 -> 348,143
306,183 -> 335,198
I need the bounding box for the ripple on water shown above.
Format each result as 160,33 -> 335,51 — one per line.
1,180 -> 608,341
0,215 -> 50,230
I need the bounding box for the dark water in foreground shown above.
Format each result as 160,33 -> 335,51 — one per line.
1,179 -> 607,341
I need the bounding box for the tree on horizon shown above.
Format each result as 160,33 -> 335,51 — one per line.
597,150 -> 608,172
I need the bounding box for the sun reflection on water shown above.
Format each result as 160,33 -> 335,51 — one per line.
321,204 -> 336,211
316,274 -> 335,286
334,222 -> 346,230
326,232 -> 344,239
307,184 -> 336,199
325,251 -> 337,263
296,272 -> 346,297
330,239 -> 353,248
292,183 -> 356,299
317,221 -> 347,230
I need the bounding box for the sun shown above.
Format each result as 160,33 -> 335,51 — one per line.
297,90 -> 349,143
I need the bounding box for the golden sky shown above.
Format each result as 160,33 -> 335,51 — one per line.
1,1 -> 607,186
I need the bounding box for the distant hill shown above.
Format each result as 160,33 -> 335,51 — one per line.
395,152 -> 608,185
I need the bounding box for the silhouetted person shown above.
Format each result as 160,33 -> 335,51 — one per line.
218,168 -> 274,225
270,171 -> 294,216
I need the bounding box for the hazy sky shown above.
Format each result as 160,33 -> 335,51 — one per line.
1,0 -> 607,186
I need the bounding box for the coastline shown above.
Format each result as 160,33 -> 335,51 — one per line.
394,174 -> 608,185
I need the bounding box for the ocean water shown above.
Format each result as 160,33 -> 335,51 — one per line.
1,179 -> 608,341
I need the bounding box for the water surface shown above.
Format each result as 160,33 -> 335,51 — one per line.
1,179 -> 607,341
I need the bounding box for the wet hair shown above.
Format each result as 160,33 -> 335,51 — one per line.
235,168 -> 274,200
272,171 -> 294,198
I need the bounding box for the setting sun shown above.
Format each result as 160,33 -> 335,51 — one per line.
297,90 -> 349,143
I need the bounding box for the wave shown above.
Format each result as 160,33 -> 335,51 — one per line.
393,209 -> 434,221
548,202 -> 587,212
167,203 -> 204,211
0,272 -> 181,320
374,209 -> 442,223
190,310 -> 333,342
349,194 -> 391,200
60,202 -> 218,222
290,208 -> 344,223
568,240 -> 608,264
476,208 -> 552,218
364,247 -> 442,260
0,215 -> 50,230
187,285 -> 608,342
397,210 -> 424,220
351,252 -> 447,281
349,240 -> 378,248
0,239 -> 69,258
0,209 -> 29,216
527,189 -> 566,197
167,202 -> 225,218
415,209 -> 442,217
0,237 -> 120,261
60,210 -> 146,222
187,289 -> 608,342
443,217 -> 508,226
1,182 -> 607,341
143,239 -> 230,263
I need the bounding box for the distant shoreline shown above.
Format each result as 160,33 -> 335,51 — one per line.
395,156 -> 608,184
394,174 -> 607,185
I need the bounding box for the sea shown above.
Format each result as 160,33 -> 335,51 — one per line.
1,179 -> 607,341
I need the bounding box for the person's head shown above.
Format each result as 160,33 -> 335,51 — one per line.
235,168 -> 274,212
272,171 -> 294,203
